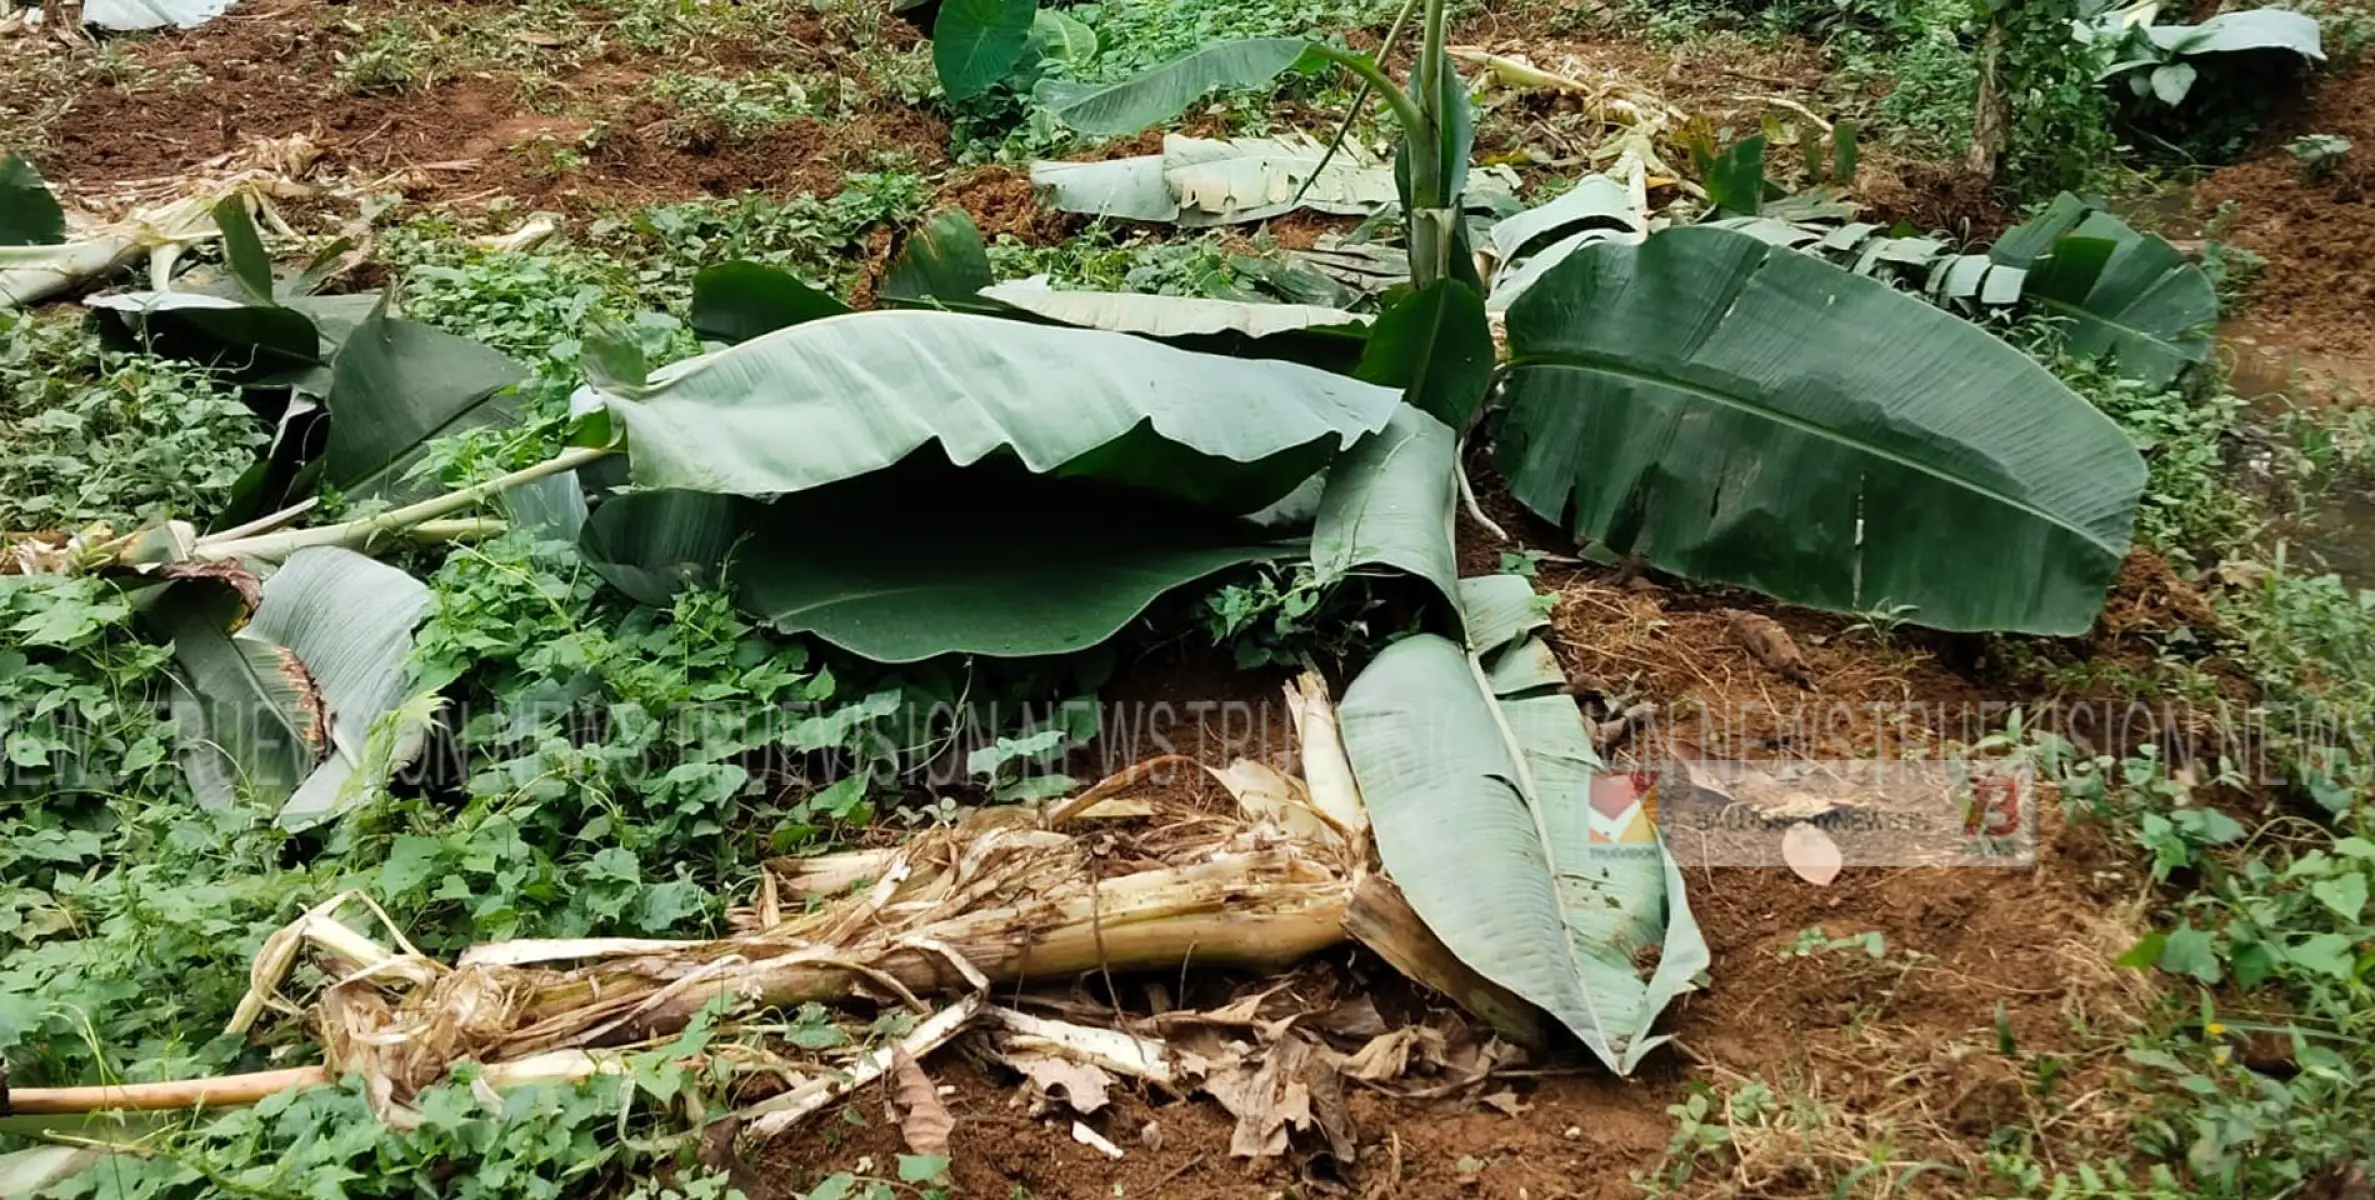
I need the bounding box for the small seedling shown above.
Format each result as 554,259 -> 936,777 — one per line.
2290,133 -> 2352,184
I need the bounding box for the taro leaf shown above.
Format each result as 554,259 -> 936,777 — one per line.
691,261 -> 851,344
2148,61 -> 2198,106
1354,278 -> 1492,430
2149,7 -> 2324,58
1338,574 -> 1708,1072
246,548 -> 434,830
0,153 -> 64,247
1034,38 -> 1324,136
1496,226 -> 2144,635
980,276 -> 1369,339
725,456 -> 1293,662
1309,405 -> 1459,613
322,293 -> 529,495
933,0 -> 1039,101
581,308 -> 1400,514
579,489 -> 754,607
211,195 -> 276,304
2014,211 -> 2217,388
880,209 -> 1001,313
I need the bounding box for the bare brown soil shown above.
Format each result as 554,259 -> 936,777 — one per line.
13,0 -> 951,214
2199,51 -> 2375,401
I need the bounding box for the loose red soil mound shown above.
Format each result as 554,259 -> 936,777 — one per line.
2198,52 -> 2375,398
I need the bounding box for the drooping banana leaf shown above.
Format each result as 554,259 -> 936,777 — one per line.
728,458 -> 1295,661
1029,155 -> 1180,222
1339,574 -> 1708,1073
1712,194 -> 2212,386
1161,133 -> 1396,223
0,153 -> 65,247
85,291 -> 322,380
579,309 -> 1401,513
1353,280 -> 1493,430
248,549 -> 434,829
2146,7 -> 2323,57
1309,405 -> 1460,612
1712,215 -> 2028,312
320,294 -> 528,495
81,0 -> 235,29
2005,208 -> 2215,389
1496,226 -> 2144,635
879,209 -> 1005,315
690,261 -> 851,344
580,463 -> 1294,662
167,547 -> 432,828
1033,38 -> 1327,135
1482,175 -> 1645,312
579,489 -> 754,607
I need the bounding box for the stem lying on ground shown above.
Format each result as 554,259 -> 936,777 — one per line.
193,446 -> 610,561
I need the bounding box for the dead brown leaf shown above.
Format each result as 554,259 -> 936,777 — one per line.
1342,1028 -> 1426,1082
1722,608 -> 1812,686
1008,1052 -> 1113,1115
888,1045 -> 953,1158
1198,1030 -> 1356,1163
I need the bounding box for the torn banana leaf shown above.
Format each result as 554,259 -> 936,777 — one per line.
1338,574 -> 1708,1073
1989,194 -> 2216,388
1496,226 -> 2144,635
167,547 -> 432,829
1308,406 -> 1460,613
980,276 -> 1368,339
1483,173 -> 1645,312
1033,134 -> 1520,227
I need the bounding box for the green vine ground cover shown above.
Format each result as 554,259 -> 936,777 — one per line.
2,0 -> 2373,1195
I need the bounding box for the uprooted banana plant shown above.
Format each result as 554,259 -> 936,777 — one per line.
14,0 -> 2162,1093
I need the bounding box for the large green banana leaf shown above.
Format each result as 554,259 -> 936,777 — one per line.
1496,226 -> 2144,635
581,309 -> 1400,513
2014,212 -> 2215,390
1033,38 -> 1325,135
580,462 -> 1293,662
1339,574 -> 1708,1073
167,547 -> 432,829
